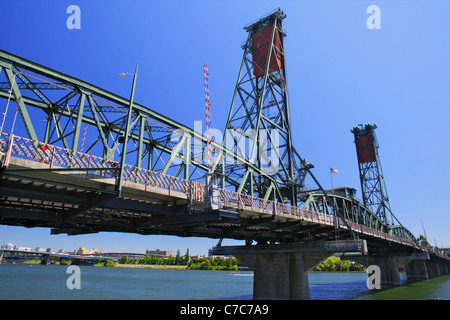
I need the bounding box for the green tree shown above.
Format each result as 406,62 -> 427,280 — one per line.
184,249 -> 190,264
200,259 -> 211,270
119,256 -> 127,264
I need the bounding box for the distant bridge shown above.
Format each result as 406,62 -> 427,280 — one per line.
0,248 -> 116,265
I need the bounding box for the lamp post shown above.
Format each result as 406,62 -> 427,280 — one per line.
116,64 -> 138,196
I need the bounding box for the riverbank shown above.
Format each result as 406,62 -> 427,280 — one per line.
112,264 -> 187,270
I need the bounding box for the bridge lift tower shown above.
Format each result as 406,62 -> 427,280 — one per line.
351,123 -> 393,225
221,9 -> 300,206
214,9 -> 355,238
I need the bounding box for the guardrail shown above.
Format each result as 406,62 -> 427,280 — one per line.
0,132 -> 432,252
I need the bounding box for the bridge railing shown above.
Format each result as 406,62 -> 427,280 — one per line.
0,132 -> 427,251
217,187 -> 335,225
1,132 -> 337,226
1,132 -> 120,176
0,132 -> 205,197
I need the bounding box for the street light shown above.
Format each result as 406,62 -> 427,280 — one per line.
118,72 -> 133,79
116,64 -> 138,196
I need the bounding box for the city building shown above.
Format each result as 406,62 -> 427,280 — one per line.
1,243 -> 15,250
76,247 -> 102,255
145,249 -> 172,258
17,247 -> 32,251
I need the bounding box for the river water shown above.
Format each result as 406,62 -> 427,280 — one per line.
0,263 -> 449,300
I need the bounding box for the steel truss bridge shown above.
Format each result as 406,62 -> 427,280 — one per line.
0,9 -> 448,299
0,60 -> 446,254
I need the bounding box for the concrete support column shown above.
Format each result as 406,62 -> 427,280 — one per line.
237,251 -> 329,300
405,260 -> 429,280
0,251 -> 4,264
40,254 -> 50,265
210,240 -> 368,300
368,255 -> 401,286
426,261 -> 441,277
440,264 -> 449,275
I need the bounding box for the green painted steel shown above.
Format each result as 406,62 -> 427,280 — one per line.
222,9 -> 299,204
0,11 -> 424,245
0,11 -> 360,240
0,49 -> 211,187
351,123 -> 392,224
0,48 -> 289,195
301,188 -> 416,244
351,123 -> 418,244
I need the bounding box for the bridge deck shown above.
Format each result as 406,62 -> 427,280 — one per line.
1,132 -> 449,262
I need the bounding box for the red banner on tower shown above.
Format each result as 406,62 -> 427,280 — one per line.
251,25 -> 282,78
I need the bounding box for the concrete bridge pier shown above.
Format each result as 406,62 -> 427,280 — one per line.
426,261 -> 441,277
210,240 -> 367,300
0,250 -> 4,264
439,263 -> 449,275
40,254 -> 50,265
368,255 -> 401,286
405,260 -> 429,280
345,253 -> 432,284
237,251 -> 329,300
397,253 -> 430,281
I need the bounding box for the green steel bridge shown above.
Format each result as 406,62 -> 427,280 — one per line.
0,9 -> 448,299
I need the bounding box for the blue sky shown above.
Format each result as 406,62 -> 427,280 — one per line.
0,0 -> 449,255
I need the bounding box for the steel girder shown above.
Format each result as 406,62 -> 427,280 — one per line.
300,190 -> 416,243
0,47 -> 310,203
301,191 -> 386,233
0,49 -> 257,191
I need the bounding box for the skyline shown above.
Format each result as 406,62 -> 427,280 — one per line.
0,1 -> 449,255
0,239 -> 186,256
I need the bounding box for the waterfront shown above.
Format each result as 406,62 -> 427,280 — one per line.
0,263 -> 449,300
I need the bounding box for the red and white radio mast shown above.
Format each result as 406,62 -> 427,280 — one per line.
204,63 -> 213,173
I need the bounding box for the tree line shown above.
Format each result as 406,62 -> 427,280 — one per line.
116,251 -> 366,272
311,256 -> 364,272
118,249 -> 239,271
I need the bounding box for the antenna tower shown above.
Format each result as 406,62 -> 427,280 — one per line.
204,63 -> 213,173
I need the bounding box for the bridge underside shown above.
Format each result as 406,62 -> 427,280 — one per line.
0,156 -> 425,260
0,170 -> 429,260
0,157 -> 348,243
0,142 -> 433,262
